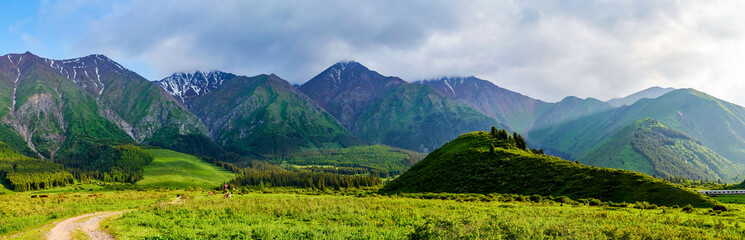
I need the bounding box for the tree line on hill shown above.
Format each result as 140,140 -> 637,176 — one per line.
58,142 -> 154,183
229,168 -> 380,190
0,143 -> 74,191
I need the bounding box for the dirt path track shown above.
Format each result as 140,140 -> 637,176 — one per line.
46,211 -> 127,240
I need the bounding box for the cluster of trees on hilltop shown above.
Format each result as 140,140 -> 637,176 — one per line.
489,127 -> 543,154
58,142 -> 154,183
0,144 -> 74,191
230,169 -> 380,190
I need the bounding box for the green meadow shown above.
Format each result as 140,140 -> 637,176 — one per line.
136,149 -> 236,189
104,192 -> 745,239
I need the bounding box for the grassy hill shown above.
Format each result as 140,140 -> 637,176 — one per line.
137,149 -> 235,189
580,119 -> 744,182
383,131 -> 717,207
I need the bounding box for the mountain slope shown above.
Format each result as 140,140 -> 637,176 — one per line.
0,52 -> 134,159
580,119 -> 744,182
183,73 -> 355,156
531,89 -> 745,166
415,76 -> 551,134
300,62 -> 500,152
383,131 -> 716,207
607,87 -> 676,107
299,61 -> 407,129
50,54 -> 209,145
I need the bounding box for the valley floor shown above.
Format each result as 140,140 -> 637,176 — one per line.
2,188 -> 745,239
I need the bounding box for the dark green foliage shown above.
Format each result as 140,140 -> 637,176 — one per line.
513,132 -> 527,150
230,168 -> 380,189
56,141 -> 153,183
278,145 -> 426,177
383,131 -> 717,207
0,142 -> 73,191
712,205 -> 727,211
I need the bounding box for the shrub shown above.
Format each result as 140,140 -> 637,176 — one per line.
682,204 -> 695,213
712,205 -> 727,212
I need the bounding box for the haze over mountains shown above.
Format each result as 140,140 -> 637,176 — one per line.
1,52 -> 745,183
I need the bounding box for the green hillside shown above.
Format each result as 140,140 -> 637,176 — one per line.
383,130 -> 717,207
187,74 -> 356,156
580,119 -> 744,182
137,149 -> 235,188
530,89 -> 745,164
356,84 -> 500,152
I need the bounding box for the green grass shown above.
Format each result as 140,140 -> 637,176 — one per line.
136,149 -> 235,189
711,195 -> 745,204
0,189 -> 174,236
3,186 -> 745,239
102,192 -> 745,239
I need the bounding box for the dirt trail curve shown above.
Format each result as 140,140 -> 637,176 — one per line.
46,211 -> 128,240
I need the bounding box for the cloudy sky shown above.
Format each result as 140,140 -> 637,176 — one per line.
2,0 -> 745,105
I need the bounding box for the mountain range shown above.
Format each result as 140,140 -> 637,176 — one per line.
1,52 -> 744,184
413,76 -> 745,182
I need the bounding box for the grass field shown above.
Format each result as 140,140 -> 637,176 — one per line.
0,189 -> 175,237
2,187 -> 745,239
710,195 -> 745,204
136,149 -> 236,189
103,192 -> 745,239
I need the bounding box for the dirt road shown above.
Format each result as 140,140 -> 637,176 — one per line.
46,211 -> 127,240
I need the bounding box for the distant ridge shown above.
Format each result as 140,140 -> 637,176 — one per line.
607,87 -> 676,107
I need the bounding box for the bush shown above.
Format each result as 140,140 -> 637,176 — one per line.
589,198 -> 602,206
682,204 -> 695,213
712,205 -> 727,212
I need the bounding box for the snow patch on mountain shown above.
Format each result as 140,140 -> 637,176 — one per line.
156,71 -> 237,102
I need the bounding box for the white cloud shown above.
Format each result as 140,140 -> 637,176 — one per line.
67,0 -> 745,106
